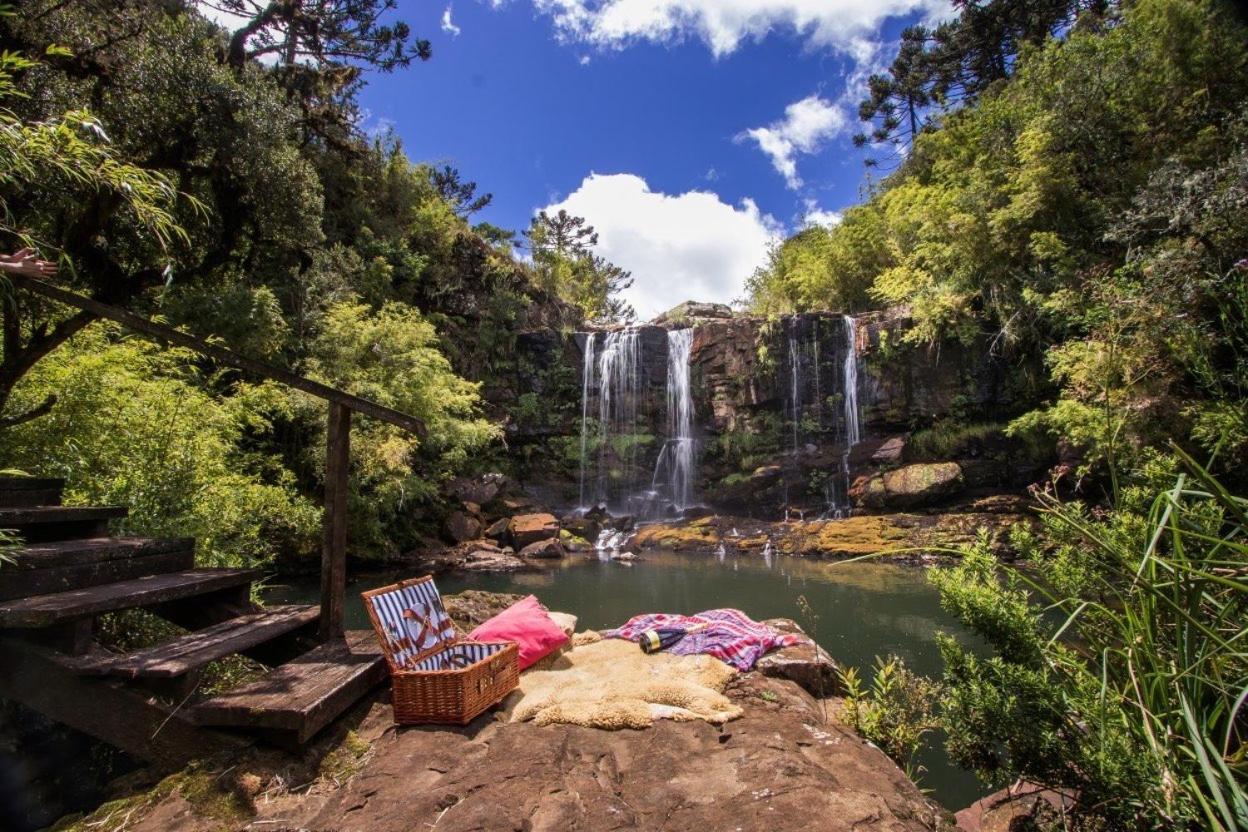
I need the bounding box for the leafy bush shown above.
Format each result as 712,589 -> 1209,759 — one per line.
838,656 -> 940,781
303,301 -> 501,555
906,421 -> 1006,462
931,454 -> 1248,830
0,327 -> 318,568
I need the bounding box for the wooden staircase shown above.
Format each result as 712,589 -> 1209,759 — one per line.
0,476 -> 387,766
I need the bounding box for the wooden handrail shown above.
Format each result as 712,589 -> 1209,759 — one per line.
9,274 -> 426,436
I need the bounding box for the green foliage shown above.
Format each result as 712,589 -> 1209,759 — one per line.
838,656 -> 940,781
527,209 -> 634,323
907,421 -> 1005,462
0,327 -> 319,567
931,456 -> 1248,830
304,301 -> 500,554
745,208 -> 888,315
748,0 -> 1248,486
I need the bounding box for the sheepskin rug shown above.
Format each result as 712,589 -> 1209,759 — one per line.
501,631 -> 742,730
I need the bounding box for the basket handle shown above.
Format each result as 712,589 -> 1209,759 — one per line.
401,606 -> 437,650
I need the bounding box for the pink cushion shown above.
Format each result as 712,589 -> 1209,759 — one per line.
468,595 -> 569,670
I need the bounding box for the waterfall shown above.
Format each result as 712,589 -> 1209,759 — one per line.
827,314 -> 862,519
650,328 -> 696,514
596,328 -> 643,508
787,318 -> 801,452
575,327 -> 645,512
577,332 -> 597,509
842,315 -> 861,449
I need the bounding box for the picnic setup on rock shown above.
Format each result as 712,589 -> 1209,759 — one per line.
360,572 -> 811,729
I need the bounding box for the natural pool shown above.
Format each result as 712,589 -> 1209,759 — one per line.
268,549 -> 989,811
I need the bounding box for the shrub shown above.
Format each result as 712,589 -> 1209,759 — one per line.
931,452 -> 1248,830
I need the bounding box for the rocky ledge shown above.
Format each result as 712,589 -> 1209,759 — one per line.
85,675 -> 951,832
632,497 -> 1031,561
58,593 -> 954,832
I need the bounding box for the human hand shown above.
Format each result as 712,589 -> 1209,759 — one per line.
0,249 -> 59,278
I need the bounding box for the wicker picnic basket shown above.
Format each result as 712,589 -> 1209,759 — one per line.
362,576 -> 519,725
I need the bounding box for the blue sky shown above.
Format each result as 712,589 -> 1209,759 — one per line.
205,1 -> 948,317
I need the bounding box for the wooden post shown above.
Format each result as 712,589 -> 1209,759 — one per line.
320,402 -> 351,641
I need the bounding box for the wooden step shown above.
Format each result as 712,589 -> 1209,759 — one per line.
0,635 -> 246,768
0,476 -> 64,507
193,631 -> 386,744
0,568 -> 260,628
66,605 -> 320,679
0,505 -> 127,542
0,537 -> 196,602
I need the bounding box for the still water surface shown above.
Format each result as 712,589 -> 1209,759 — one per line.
269,550 -> 989,810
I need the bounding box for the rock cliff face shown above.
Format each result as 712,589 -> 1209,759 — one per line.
490,308 -> 1047,516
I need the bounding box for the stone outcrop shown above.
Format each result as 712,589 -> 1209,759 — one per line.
107,674 -> 951,832
519,538 -> 566,559
652,299 -> 734,324
443,590 -> 524,632
632,509 -> 1027,560
758,618 -> 841,697
488,306 -> 1047,516
508,513 -> 560,547
425,540 -> 530,574
444,511 -> 483,543
852,462 -> 965,510
955,783 -> 1074,832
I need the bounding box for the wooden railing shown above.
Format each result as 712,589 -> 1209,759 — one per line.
9,274 -> 426,641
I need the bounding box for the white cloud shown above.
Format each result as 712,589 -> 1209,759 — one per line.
739,95 -> 846,189
442,5 -> 462,36
196,1 -> 252,32
801,199 -> 843,229
522,0 -> 949,58
542,173 -> 781,319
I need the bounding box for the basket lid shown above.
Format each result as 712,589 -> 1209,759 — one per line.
362,575 -> 457,668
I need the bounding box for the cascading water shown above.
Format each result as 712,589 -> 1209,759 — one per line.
787,318 -> 801,452
828,315 -> 862,519
648,328 -> 697,515
577,331 -> 597,508
575,328 -> 645,512
780,313 -> 864,520
576,325 -> 698,518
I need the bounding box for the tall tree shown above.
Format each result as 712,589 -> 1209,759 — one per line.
524,211 -> 633,323
430,165 -> 492,218
205,0 -> 431,147
858,0 -> 1107,150
524,209 -> 598,258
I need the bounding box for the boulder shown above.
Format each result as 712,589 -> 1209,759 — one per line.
509,512 -> 561,547
483,517 -> 511,541
448,475 -> 503,506
870,435 -> 907,464
758,618 -> 840,698
459,549 -> 528,573
561,514 -> 601,543
652,300 -> 734,324
443,590 -> 524,632
852,462 -> 964,510
445,511 -> 483,543
559,529 -> 592,552
955,782 -> 1074,832
519,538 -> 566,559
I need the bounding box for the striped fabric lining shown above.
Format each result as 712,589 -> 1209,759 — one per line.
405,641 -> 508,671
367,580 -> 457,669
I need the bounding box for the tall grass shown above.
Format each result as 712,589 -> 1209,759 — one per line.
978,449 -> 1248,829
